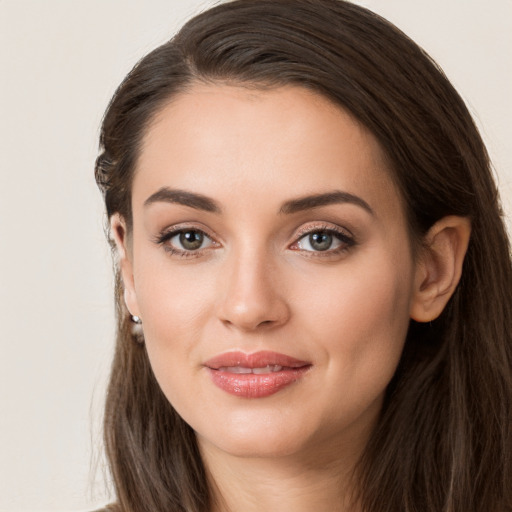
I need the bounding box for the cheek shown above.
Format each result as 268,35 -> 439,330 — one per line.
132,260 -> 216,382
135,254 -> 214,330
294,250 -> 413,393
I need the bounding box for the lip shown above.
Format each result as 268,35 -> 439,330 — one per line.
204,350 -> 312,398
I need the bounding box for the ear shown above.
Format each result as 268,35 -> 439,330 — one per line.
110,213 -> 141,319
410,215 -> 471,322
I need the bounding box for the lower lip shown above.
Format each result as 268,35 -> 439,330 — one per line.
206,367 -> 311,398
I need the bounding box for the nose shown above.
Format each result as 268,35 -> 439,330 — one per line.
217,248 -> 290,332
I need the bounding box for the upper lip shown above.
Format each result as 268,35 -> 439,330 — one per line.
204,350 -> 311,369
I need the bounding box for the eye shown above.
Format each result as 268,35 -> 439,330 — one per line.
155,227 -> 217,256
171,230 -> 211,251
291,226 -> 355,254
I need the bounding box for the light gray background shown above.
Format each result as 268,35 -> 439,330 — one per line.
1,1 -> 510,511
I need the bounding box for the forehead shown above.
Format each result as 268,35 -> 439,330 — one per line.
133,84 -> 402,220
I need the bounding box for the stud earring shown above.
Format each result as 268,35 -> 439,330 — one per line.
130,315 -> 144,343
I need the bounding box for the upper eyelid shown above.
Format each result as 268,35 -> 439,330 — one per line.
157,223 -> 218,241
293,222 -> 354,239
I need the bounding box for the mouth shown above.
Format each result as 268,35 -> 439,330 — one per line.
204,351 -> 312,398
217,364 -> 286,374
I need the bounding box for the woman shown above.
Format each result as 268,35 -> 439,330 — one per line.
94,0 -> 512,510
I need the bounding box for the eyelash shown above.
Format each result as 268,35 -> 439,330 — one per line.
154,223 -> 356,259
290,224 -> 356,257
154,226 -> 218,259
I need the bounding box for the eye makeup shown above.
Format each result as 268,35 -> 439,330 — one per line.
289,222 -> 357,258
153,224 -> 220,259
152,220 -> 357,261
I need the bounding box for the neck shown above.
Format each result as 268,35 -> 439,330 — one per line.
200,437 -> 363,512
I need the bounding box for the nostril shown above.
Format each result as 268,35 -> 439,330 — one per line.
216,277 -> 291,331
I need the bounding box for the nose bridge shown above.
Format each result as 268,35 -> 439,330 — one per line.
217,240 -> 289,331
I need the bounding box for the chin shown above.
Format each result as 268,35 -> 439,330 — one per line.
199,427 -> 309,459
193,404 -> 331,461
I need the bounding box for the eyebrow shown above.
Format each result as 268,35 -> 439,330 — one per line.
144,187 -> 222,213
143,187 -> 373,216
279,191 -> 374,216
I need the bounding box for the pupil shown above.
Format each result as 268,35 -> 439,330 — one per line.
310,232 -> 332,251
180,231 -> 203,250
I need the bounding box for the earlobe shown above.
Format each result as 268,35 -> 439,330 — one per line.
110,213 -> 141,319
410,216 -> 471,322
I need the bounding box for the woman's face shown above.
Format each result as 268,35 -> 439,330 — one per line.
119,84 -> 419,462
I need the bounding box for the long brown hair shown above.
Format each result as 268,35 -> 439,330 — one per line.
95,1 -> 512,510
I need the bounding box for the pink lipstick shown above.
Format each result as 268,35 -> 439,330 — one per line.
204,351 -> 311,398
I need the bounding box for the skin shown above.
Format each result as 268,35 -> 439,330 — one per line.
112,85 -> 471,512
